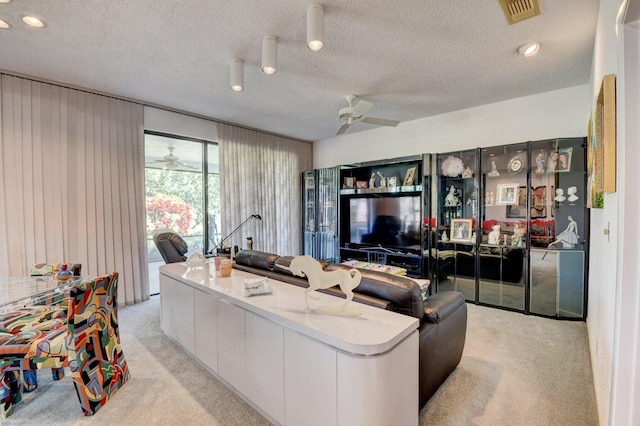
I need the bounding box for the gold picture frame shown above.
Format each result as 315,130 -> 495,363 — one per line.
450,218 -> 473,243
403,166 -> 417,186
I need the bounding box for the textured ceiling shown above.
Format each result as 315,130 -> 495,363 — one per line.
0,0 -> 599,142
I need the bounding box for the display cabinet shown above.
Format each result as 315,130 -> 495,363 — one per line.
301,167 -> 339,262
338,155 -> 425,277
432,138 -> 588,319
433,149 -> 478,301
528,138 -> 588,318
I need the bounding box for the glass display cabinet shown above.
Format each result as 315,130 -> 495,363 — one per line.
479,143 -> 528,311
434,149 -> 478,301
301,167 -> 339,262
432,138 -> 588,319
529,138 -> 588,318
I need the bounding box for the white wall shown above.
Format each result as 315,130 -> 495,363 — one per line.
144,106 -> 219,141
313,85 -> 589,168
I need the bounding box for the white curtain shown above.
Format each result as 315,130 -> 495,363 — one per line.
0,75 -> 148,305
218,123 -> 312,256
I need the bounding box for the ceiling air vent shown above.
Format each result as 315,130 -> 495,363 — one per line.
498,0 -> 541,24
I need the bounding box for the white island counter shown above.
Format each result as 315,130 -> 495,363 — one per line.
160,262 -> 419,426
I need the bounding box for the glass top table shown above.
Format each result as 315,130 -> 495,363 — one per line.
0,276 -> 85,312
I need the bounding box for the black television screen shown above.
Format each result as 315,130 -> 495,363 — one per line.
348,196 -> 421,249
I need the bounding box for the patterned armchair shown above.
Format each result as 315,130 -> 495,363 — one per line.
0,273 -> 130,418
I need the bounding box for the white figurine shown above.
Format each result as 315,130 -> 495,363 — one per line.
462,166 -> 473,178
554,188 -> 566,203
369,172 -> 376,188
511,223 -> 526,247
567,186 -> 579,203
444,186 -> 459,207
487,160 -> 500,177
442,231 -> 448,242
278,255 -> 362,316
471,231 -> 477,244
377,171 -> 386,188
488,224 -> 501,245
548,216 -> 579,249
535,152 -> 545,173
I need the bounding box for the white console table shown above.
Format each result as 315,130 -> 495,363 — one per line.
159,262 -> 419,426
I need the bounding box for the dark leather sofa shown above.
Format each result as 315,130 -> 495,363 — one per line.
233,250 -> 468,408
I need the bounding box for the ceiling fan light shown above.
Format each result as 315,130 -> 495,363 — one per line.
518,42 -> 540,57
230,59 -> 244,92
261,35 -> 278,74
307,4 -> 325,51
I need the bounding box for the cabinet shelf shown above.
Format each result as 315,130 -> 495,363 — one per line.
340,185 -> 422,195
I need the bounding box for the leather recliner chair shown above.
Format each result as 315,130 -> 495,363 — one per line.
153,229 -> 189,264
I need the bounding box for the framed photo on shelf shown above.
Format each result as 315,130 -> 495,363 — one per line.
450,218 -> 473,243
403,166 -> 417,186
506,186 -> 527,218
548,147 -> 573,172
496,183 -> 520,205
388,176 -> 397,188
343,177 -> 355,189
305,176 -> 315,189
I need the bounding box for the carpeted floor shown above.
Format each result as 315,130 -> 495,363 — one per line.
3,296 -> 598,425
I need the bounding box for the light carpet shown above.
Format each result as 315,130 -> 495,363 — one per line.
3,296 -> 598,425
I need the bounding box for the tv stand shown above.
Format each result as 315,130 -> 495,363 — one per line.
340,245 -> 422,276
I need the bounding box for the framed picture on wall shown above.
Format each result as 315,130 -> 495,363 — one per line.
506,186 -> 527,218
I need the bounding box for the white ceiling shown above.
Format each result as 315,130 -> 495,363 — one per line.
0,0 -> 599,142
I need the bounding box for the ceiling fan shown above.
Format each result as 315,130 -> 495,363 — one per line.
147,146 -> 198,170
335,95 -> 400,136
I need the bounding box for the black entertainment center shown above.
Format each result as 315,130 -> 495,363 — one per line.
338,155 -> 427,277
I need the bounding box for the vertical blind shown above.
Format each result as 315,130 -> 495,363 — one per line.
0,75 -> 148,304
218,123 -> 312,255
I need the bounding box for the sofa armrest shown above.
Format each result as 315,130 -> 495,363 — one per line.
234,250 -> 280,271
423,291 -> 466,324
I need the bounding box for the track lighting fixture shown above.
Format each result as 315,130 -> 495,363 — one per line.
230,59 -> 244,92
306,4 -> 325,51
261,35 -> 278,74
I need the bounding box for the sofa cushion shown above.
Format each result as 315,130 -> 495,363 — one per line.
423,291 -> 466,324
235,250 -> 280,271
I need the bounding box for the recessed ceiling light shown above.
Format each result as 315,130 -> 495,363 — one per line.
518,42 -> 540,57
0,0 -> 11,3
0,20 -> 9,29
22,15 -> 45,28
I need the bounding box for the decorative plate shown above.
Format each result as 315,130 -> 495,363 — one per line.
508,156 -> 524,174
441,155 -> 465,177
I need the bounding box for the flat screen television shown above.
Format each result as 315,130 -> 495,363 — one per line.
347,196 -> 421,249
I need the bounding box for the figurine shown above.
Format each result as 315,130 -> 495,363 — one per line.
554,188 -> 566,203
442,231 -> 448,242
487,160 -> 500,177
535,151 -> 545,173
567,186 -> 579,203
511,223 -> 526,247
462,167 -> 473,178
548,216 -> 579,249
369,172 -> 376,188
488,224 -> 501,245
471,232 -> 477,244
444,186 -> 459,207
376,171 -> 386,188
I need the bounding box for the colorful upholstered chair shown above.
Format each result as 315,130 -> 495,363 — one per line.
0,273 -> 130,418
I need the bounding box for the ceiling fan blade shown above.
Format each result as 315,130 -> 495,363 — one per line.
361,116 -> 400,127
351,100 -> 373,117
336,122 -> 351,136
178,161 -> 199,170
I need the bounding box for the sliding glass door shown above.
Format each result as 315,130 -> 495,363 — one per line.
145,131 -> 220,266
